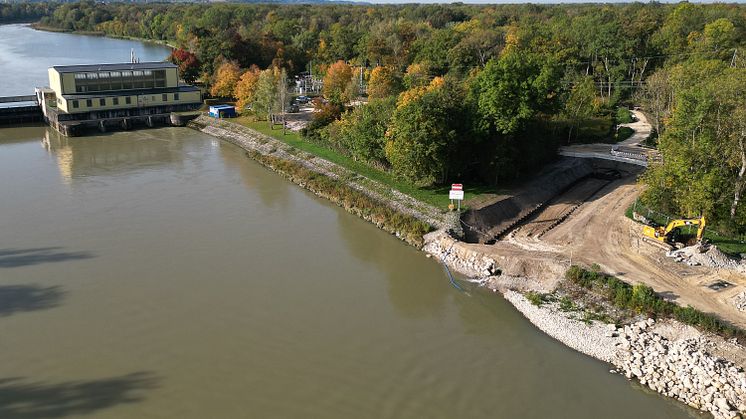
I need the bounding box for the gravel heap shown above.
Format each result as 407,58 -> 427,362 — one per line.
668,244 -> 745,272
613,320 -> 746,418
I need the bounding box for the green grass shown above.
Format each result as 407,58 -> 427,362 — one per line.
234,116 -> 493,209
703,230 -> 746,256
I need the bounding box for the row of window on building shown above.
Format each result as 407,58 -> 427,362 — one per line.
73,70 -> 168,93
70,93 -> 180,109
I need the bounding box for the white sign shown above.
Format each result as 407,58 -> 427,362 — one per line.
449,190 -> 464,200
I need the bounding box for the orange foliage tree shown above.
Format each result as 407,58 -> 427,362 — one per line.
323,60 -> 355,106
233,65 -> 261,111
210,60 -> 242,98
367,66 -> 402,99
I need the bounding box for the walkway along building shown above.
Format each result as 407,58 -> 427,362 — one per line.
39,62 -> 202,136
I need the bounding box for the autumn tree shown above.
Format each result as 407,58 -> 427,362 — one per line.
323,60 -> 355,106
366,66 -> 402,99
168,48 -> 200,84
233,65 -> 261,111
210,60 -> 242,98
384,78 -> 468,186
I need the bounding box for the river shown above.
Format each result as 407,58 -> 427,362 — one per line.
0,24 -> 696,418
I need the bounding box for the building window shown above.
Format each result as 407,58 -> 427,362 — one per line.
86,99 -> 92,107
126,96 -> 132,105
174,93 -> 179,101
99,98 -> 106,106
72,100 -> 79,109
162,94 -> 168,101
113,97 -> 119,105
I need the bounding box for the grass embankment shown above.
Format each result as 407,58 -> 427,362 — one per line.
234,116 -> 493,209
245,149 -> 431,247
565,265 -> 745,341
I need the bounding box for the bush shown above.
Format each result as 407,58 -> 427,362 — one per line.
526,291 -> 545,306
565,265 -> 745,340
616,126 -> 634,142
616,107 -> 634,124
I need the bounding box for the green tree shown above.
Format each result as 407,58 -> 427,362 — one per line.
473,52 -> 561,135
253,67 -> 279,120
326,96 -> 396,167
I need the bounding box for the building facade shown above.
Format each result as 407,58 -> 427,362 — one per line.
43,62 -> 202,136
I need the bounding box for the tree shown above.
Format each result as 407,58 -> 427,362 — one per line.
233,65 -> 261,111
636,68 -> 673,137
562,76 -> 600,144
210,60 -> 241,98
474,52 -> 561,135
403,62 -> 430,89
384,78 -> 466,186
253,67 -> 279,120
323,60 -> 354,106
326,96 -> 396,167
367,66 -> 402,99
168,48 -> 201,84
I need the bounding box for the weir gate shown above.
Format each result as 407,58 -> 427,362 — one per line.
0,95 -> 43,125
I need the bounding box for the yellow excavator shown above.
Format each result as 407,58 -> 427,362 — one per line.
642,216 -> 706,250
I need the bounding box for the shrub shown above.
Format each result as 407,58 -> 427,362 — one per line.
616,107 -> 634,124
565,265 -> 745,340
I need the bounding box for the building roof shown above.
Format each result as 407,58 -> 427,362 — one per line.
209,105 -> 235,110
51,62 -> 177,73
61,85 -> 200,100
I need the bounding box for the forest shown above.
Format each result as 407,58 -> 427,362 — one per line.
5,1 -> 746,231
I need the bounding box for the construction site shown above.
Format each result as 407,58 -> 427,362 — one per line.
453,112 -> 746,329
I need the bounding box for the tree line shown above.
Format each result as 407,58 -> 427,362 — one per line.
33,1 -> 746,231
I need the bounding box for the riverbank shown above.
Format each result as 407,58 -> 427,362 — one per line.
190,114 -> 746,418
188,115 -> 450,247
30,23 -> 178,49
423,230 -> 746,419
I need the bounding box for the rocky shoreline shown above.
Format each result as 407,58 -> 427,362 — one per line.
191,115 -> 746,418
422,230 -> 746,419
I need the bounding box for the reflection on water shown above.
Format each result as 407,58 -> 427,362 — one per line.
0,372 -> 159,419
42,128 -> 184,183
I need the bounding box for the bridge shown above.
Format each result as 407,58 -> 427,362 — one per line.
558,144 -> 658,167
0,94 -> 42,125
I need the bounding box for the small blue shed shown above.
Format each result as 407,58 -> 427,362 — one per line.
209,104 -> 237,118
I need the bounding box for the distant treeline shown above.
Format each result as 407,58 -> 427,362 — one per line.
0,2 -> 55,23
27,1 -> 746,231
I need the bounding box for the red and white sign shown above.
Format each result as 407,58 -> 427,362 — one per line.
449,184 -> 464,200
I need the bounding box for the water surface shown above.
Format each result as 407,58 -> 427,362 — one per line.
0,24 -> 698,418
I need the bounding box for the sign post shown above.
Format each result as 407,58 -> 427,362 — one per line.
449,184 -> 464,211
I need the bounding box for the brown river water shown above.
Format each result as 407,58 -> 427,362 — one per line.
0,24 -> 698,418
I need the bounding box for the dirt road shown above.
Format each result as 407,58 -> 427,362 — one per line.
619,110 -> 652,146
476,177 -> 746,328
